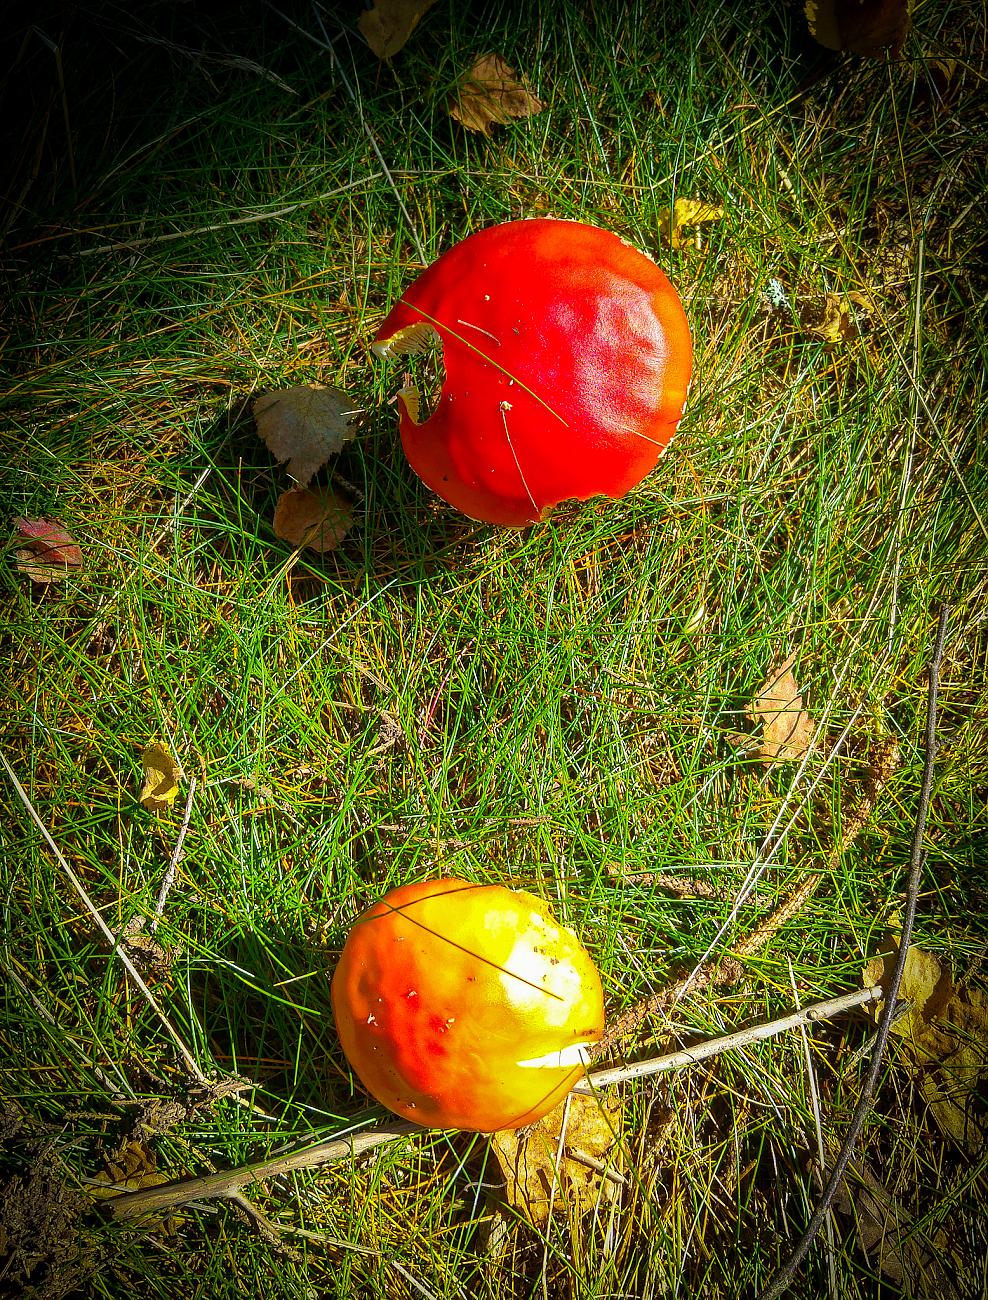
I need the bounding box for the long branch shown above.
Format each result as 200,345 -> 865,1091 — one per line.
107,985 -> 882,1220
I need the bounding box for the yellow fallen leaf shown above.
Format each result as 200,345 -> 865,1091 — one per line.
272,486 -> 352,553
490,1092 -> 622,1228
358,0 -> 437,60
863,944 -> 988,1150
746,654 -> 816,764
800,290 -> 874,343
449,54 -> 545,135
140,744 -> 181,811
658,198 -> 724,249
253,384 -> 358,487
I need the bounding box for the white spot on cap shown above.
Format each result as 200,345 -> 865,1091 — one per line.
516,1042 -> 592,1070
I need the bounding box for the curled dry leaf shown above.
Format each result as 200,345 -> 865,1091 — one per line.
449,54 -> 545,135
12,517 -> 83,584
140,744 -> 181,811
253,385 -> 357,487
806,0 -> 911,57
863,944 -> 988,1150
800,290 -> 874,343
272,486 -> 352,553
657,198 -> 724,250
490,1093 -> 623,1228
746,654 -> 815,764
358,0 -> 437,60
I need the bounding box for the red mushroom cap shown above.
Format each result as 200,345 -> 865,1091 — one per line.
330,877 -> 605,1131
373,218 -> 692,526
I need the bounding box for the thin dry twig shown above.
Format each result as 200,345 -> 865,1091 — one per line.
0,748 -> 208,1085
105,988 -> 879,1221
151,775 -> 197,932
760,606 -> 949,1300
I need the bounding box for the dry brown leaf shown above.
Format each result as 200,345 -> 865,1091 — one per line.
863,944 -> 988,1150
272,486 -> 352,553
139,744 -> 181,811
358,0 -> 437,60
806,0 -> 911,57
449,54 -> 545,135
490,1093 -> 622,1228
833,1158 -> 962,1296
746,654 -> 815,764
12,517 -> 83,584
253,385 -> 357,487
657,198 -> 724,250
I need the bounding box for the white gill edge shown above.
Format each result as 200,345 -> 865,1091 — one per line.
515,1042 -> 593,1071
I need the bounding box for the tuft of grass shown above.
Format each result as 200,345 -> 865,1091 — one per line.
2,1 -> 986,1296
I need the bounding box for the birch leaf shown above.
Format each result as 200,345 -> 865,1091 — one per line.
358,0 -> 437,59
253,385 -> 357,487
272,486 -> 352,553
746,654 -> 815,764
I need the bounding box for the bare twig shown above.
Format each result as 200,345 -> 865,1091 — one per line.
578,987 -> 882,1092
760,606 -> 949,1300
151,776 -> 198,932
108,1120 -> 418,1218
0,749 -> 208,1086
105,988 -> 878,1221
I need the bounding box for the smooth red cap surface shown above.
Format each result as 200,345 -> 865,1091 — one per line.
373,218 -> 692,526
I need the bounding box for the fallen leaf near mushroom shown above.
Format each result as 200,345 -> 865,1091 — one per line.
449,54 -> 545,135
272,486 -> 352,553
358,0 -> 437,59
746,655 -> 815,764
12,517 -> 83,584
657,198 -> 724,250
834,1157 -> 963,1295
863,944 -> 988,1150
806,0 -> 911,57
253,385 -> 357,486
800,291 -> 874,343
140,744 -> 181,811
490,1093 -> 623,1228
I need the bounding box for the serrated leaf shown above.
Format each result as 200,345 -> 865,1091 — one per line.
253,385 -> 357,486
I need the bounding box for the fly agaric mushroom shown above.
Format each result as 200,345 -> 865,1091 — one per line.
331,877 -> 605,1131
373,217 -> 692,526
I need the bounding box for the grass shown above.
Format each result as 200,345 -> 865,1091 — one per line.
1,0 -> 986,1295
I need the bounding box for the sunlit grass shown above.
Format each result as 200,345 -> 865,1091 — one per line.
1,0 -> 986,1296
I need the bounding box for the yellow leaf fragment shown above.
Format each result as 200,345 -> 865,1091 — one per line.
746,654 -> 815,764
863,944 -> 988,1150
272,486 -> 352,553
490,1093 -> 622,1228
140,744 -> 181,811
658,198 -> 724,249
358,0 -> 437,60
253,385 -> 358,487
449,54 -> 545,135
800,290 -> 874,343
